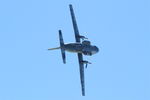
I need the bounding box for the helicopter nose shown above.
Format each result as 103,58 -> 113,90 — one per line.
91,46 -> 99,54
95,46 -> 99,53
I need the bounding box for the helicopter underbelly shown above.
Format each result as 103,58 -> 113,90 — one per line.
64,43 -> 83,53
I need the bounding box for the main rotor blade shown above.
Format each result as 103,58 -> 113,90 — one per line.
77,53 -> 85,96
69,4 -> 81,43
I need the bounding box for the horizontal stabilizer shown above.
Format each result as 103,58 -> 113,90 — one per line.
48,47 -> 60,50
59,30 -> 66,64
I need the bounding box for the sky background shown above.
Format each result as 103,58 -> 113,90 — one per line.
0,0 -> 150,100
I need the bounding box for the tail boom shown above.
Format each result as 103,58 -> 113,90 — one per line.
48,47 -> 60,50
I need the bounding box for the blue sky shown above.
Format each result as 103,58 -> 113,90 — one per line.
0,0 -> 150,100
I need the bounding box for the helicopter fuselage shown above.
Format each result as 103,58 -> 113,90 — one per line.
63,42 -> 99,56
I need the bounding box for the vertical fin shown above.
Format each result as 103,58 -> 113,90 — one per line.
59,30 -> 66,64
